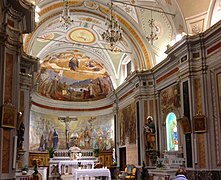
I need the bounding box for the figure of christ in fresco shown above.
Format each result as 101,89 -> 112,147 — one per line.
69,57 -> 79,71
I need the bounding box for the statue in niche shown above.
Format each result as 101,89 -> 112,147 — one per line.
17,112 -> 25,150
144,116 -> 156,150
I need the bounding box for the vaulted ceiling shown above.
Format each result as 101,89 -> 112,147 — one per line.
24,0 -> 220,113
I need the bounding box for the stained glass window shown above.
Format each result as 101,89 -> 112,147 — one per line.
166,112 -> 178,151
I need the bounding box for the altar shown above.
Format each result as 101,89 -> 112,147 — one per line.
73,168 -> 111,180
59,160 -> 95,175
48,149 -> 97,179
148,168 -> 177,180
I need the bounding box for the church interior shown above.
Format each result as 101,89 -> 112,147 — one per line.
1,0 -> 221,179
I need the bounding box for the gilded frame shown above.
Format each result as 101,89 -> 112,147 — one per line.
1,103 -> 17,128
193,114 -> 207,133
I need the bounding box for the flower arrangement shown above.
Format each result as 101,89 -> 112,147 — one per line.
156,160 -> 165,169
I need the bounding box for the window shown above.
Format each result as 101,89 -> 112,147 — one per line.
166,112 -> 178,151
126,61 -> 131,77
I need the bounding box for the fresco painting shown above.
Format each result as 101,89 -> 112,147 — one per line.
29,111 -> 114,151
119,103 -> 136,146
36,51 -> 112,101
160,84 -> 181,116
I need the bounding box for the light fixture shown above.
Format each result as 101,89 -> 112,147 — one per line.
60,0 -> 73,30
101,0 -> 123,49
146,10 -> 159,45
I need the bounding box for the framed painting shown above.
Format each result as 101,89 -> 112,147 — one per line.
180,116 -> 192,134
1,103 -> 17,128
193,114 -> 207,133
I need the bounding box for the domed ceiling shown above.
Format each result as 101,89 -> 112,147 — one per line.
23,0 -> 219,111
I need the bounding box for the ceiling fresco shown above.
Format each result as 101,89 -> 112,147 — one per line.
24,0 -> 219,109
36,51 -> 112,101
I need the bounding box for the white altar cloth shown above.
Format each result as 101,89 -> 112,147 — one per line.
59,160 -> 94,174
73,168 -> 111,180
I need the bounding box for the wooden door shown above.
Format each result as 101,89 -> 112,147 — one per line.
119,147 -> 126,171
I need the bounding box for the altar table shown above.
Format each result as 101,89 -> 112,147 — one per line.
73,168 -> 111,180
58,160 -> 94,175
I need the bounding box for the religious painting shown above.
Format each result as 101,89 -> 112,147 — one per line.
193,114 -> 207,133
1,103 -> 16,128
36,51 -> 112,102
119,103 -> 136,146
160,84 -> 181,115
29,111 -> 114,152
180,116 -> 191,134
68,28 -> 96,44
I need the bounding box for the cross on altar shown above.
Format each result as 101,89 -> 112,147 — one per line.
58,116 -> 78,149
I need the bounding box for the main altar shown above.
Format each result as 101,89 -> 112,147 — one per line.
48,144 -> 112,180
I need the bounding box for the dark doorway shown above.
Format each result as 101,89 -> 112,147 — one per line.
119,147 -> 126,171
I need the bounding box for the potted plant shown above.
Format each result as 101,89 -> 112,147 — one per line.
30,159 -> 41,180
47,147 -> 56,158
93,148 -> 99,157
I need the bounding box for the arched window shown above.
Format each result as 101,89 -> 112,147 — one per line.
166,112 -> 178,151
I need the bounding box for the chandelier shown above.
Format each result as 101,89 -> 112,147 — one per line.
146,11 -> 159,45
101,0 -> 123,49
60,0 -> 73,30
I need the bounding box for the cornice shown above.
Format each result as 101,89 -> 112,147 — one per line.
31,92 -> 114,111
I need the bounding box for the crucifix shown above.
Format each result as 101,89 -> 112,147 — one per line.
58,116 -> 77,149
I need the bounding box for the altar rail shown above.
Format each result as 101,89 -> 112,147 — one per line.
53,149 -> 96,160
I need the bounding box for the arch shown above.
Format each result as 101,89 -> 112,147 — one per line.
166,112 -> 178,151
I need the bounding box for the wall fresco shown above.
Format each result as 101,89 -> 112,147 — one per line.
29,111 -> 114,151
160,84 -> 181,116
36,51 -> 112,101
119,103 -> 136,146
